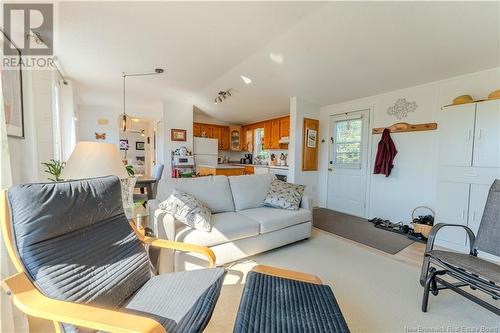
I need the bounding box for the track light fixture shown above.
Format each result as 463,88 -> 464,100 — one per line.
214,89 -> 232,105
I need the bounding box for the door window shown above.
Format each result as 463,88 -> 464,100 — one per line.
333,118 -> 363,168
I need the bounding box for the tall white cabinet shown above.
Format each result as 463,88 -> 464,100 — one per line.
436,100 -> 500,251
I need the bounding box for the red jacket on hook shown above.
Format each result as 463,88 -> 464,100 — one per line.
373,128 -> 397,177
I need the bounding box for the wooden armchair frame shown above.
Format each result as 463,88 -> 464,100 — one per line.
0,190 -> 216,333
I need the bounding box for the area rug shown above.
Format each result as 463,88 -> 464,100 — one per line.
313,208 -> 414,254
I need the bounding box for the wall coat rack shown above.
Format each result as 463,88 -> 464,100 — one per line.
372,122 -> 437,134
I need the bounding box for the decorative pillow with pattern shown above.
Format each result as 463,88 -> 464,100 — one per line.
263,179 -> 305,210
159,189 -> 212,232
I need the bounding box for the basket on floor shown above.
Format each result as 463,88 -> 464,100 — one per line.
411,206 -> 435,238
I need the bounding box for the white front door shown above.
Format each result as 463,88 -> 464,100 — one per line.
327,110 -> 370,217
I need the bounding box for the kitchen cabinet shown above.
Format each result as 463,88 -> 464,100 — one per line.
193,122 -> 230,150
263,121 -> 272,149
270,119 -> 281,149
199,124 -> 213,138
244,127 -> 253,152
193,123 -> 201,137
230,127 -> 241,151
220,126 -> 229,150
279,117 -> 290,138
243,165 -> 254,175
435,100 -> 500,251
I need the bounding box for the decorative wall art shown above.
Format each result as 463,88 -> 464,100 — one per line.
387,98 -> 417,119
136,141 -> 145,150
171,128 -> 187,142
119,139 -> 129,150
302,118 -> 319,171
94,132 -> 106,140
1,30 -> 24,138
306,129 -> 317,148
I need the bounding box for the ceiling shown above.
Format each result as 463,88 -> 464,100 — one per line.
59,2 -> 500,124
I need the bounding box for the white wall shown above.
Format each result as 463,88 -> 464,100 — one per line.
77,105 -> 161,146
289,96 -> 320,204
163,101 -> 194,178
8,70 -> 56,184
318,67 -> 500,223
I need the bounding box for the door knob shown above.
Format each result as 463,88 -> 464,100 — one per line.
328,168 -> 333,172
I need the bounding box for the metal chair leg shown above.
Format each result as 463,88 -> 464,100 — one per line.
422,271 -> 434,312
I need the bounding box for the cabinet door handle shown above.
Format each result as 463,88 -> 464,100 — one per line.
467,130 -> 472,140
464,173 -> 478,177
461,209 -> 466,220
472,211 -> 476,222
476,129 -> 482,140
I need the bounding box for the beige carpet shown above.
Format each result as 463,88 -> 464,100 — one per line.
205,229 -> 499,333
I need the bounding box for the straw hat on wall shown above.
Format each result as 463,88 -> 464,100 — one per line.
487,89 -> 500,100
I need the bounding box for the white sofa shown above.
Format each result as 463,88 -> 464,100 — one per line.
149,174 -> 312,272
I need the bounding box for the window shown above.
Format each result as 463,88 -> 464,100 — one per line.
253,128 -> 269,159
333,118 -> 363,168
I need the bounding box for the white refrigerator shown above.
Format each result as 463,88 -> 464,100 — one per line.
194,137 -> 218,169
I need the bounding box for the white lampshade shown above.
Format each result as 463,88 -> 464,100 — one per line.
61,141 -> 128,180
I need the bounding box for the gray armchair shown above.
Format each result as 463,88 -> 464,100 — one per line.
420,180 -> 500,315
1,176 -> 224,333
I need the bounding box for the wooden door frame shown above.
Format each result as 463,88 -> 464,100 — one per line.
326,107 -> 373,218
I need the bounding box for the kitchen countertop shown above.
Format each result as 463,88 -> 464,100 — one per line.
198,164 -> 244,170
228,163 -> 289,170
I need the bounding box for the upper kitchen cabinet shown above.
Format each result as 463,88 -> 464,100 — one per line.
193,122 -> 230,150
242,126 -> 253,152
230,127 -> 242,151
220,126 -> 230,150
279,117 -> 290,138
473,100 -> 500,168
438,103 -> 476,167
263,121 -> 272,149
199,123 -> 214,139
270,119 -> 281,149
193,123 -> 201,137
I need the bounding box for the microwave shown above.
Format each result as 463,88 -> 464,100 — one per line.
173,155 -> 194,166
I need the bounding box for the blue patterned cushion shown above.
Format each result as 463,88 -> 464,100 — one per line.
264,179 -> 305,210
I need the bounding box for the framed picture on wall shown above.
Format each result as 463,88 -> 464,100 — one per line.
306,129 -> 317,148
1,30 -> 25,138
136,141 -> 145,150
171,128 -> 187,141
119,139 -> 129,150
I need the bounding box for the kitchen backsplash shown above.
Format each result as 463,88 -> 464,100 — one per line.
219,149 -> 288,163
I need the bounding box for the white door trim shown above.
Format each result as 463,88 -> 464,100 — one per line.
327,108 -> 373,218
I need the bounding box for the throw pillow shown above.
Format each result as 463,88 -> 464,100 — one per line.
159,189 -> 212,232
264,179 -> 305,210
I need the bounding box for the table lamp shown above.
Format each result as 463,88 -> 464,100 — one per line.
61,142 -> 135,219
61,141 -> 128,180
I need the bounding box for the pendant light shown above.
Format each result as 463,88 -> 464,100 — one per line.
119,68 -> 164,132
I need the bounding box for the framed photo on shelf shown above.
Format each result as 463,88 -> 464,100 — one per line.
119,139 -> 129,150
171,128 -> 187,142
1,30 -> 25,138
136,141 -> 145,150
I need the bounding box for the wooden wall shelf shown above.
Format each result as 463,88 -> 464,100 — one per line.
372,122 -> 437,134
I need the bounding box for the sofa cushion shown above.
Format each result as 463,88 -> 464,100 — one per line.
160,189 -> 212,232
229,174 -> 276,211
264,179 -> 305,210
175,212 -> 260,247
160,176 -> 234,213
239,207 -> 312,234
